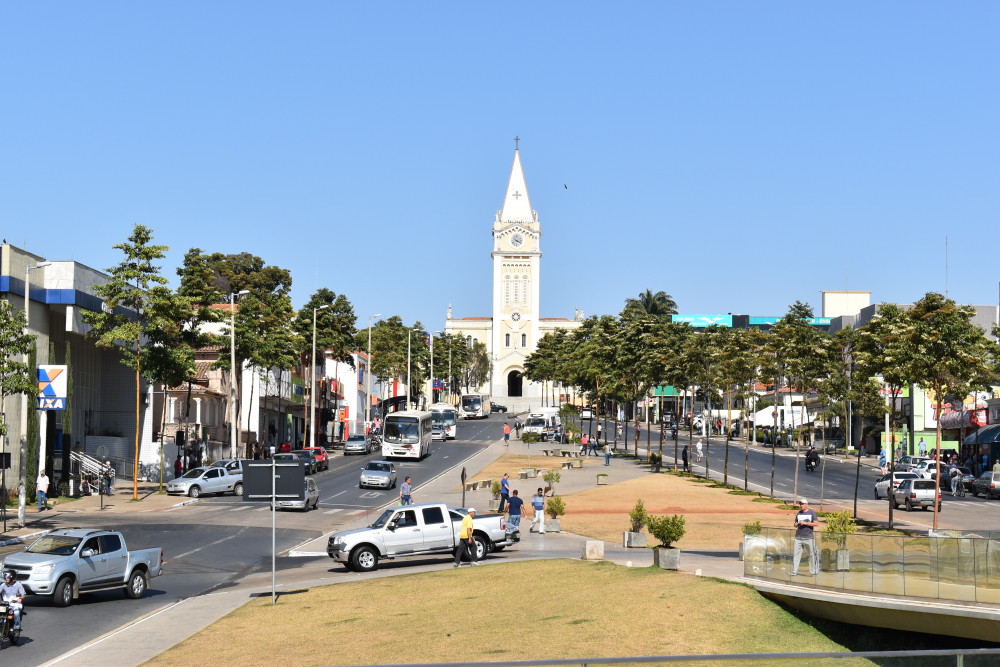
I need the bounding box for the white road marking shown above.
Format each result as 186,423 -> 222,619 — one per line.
168,532 -> 242,562
321,490 -> 347,502
324,508 -> 344,515
229,506 -> 250,512
254,506 -> 270,511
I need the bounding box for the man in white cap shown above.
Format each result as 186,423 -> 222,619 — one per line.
454,507 -> 479,567
792,498 -> 819,576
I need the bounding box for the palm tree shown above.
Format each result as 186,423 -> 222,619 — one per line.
623,289 -> 677,317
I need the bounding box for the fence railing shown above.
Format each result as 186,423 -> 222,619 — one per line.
744,526 -> 1000,603
320,649 -> 1000,667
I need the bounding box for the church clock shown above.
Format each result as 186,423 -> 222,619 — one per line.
510,232 -> 525,249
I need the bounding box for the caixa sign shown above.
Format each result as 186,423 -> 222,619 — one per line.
37,365 -> 68,410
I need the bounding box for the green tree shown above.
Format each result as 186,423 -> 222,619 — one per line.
0,300 -> 35,441
623,289 -> 678,318
905,293 -> 996,529
645,321 -> 696,468
82,224 -> 172,500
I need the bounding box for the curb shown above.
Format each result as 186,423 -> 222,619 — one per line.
0,528 -> 51,548
171,498 -> 201,508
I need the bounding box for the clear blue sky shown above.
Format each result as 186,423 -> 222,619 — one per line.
3,3 -> 998,326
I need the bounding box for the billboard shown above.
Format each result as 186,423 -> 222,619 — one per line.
748,317 -> 833,326
37,365 -> 68,410
672,314 -> 732,328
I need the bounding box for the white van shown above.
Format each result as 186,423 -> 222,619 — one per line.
525,408 -> 562,442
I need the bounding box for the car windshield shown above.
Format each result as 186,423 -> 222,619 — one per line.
292,450 -> 313,458
347,435 -> 365,441
26,536 -> 82,555
182,468 -> 207,479
384,417 -> 420,444
210,461 -> 230,467
371,509 -> 394,528
958,467 -> 972,475
526,418 -> 545,427
432,410 -> 456,426
365,462 -> 391,472
895,473 -> 916,479
462,397 -> 481,411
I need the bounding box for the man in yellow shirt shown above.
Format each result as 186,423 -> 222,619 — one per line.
453,508 -> 479,567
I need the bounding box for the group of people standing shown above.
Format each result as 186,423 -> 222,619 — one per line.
497,472 -> 547,534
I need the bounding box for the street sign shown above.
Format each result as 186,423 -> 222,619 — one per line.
37,365 -> 68,410
772,411 -> 777,418
461,467 -> 467,483
243,461 -> 305,501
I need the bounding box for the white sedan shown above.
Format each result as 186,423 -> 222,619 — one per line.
875,472 -> 917,499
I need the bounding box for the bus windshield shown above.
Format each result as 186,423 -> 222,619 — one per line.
385,417 -> 420,444
432,410 -> 457,426
462,397 -> 481,411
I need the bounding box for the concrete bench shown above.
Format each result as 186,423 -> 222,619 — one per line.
463,482 -> 477,491
477,478 -> 494,490
561,461 -> 574,469
540,449 -> 555,456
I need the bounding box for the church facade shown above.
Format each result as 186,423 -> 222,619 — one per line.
445,146 -> 582,401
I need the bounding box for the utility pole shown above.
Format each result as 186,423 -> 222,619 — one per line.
366,315 -> 380,425
230,290 -> 248,459
310,305 -> 329,448
406,329 -> 411,411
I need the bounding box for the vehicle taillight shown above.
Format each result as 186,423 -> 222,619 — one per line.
160,549 -> 164,566
910,494 -> 916,498
500,517 -> 506,530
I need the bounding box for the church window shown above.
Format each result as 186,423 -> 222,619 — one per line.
522,275 -> 530,307
473,337 -> 479,345
466,336 -> 472,347
513,276 -> 519,304
521,333 -> 527,347
504,276 -> 510,306
505,333 -> 510,348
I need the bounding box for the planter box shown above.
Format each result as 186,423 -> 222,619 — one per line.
488,499 -> 501,511
654,547 -> 681,570
623,531 -> 646,548
547,518 -> 561,532
581,540 -> 604,560
651,463 -> 661,473
597,475 -> 608,485
820,548 -> 851,571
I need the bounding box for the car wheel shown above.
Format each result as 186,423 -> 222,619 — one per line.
233,482 -> 244,496
53,576 -> 74,607
188,485 -> 201,498
474,535 -> 488,560
125,570 -> 147,599
905,499 -> 913,512
359,483 -> 364,489
874,488 -> 880,500
9,628 -> 20,645
391,478 -> 397,489
352,546 -> 378,572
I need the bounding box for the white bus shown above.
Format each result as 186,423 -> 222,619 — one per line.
430,403 -> 458,440
460,393 -> 489,420
382,411 -> 433,460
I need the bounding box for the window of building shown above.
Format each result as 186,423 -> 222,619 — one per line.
522,275 -> 530,307
505,333 -> 510,348
521,333 -> 527,347
467,335 -> 472,347
513,276 -> 519,304
504,276 -> 510,306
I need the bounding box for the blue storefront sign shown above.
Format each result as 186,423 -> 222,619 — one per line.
672,314 -> 732,328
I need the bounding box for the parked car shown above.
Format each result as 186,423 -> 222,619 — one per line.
359,460 -> 397,489
911,460 -> 940,479
167,466 -> 243,498
973,472 -> 1000,499
874,472 -> 917,499
304,446 -> 330,471
891,478 -> 942,512
490,402 -> 508,413
894,456 -> 930,472
0,529 -> 162,607
273,477 -> 320,511
210,459 -> 245,475
957,466 -> 976,491
343,434 -> 373,455
326,502 -> 518,572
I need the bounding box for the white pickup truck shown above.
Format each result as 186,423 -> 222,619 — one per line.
327,502 -> 519,572
0,529 -> 163,607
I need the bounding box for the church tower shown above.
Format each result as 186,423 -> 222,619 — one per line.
491,145 -> 541,399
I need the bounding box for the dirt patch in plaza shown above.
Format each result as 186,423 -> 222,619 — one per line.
452,453 -> 598,492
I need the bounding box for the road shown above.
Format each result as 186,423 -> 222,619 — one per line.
0,414 -> 506,666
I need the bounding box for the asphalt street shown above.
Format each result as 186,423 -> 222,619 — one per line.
0,414 -> 507,666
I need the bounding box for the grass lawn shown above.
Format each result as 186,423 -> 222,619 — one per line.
558,472 -> 801,550
144,559 -> 871,667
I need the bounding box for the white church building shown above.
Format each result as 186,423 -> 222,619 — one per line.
445,145 -> 582,406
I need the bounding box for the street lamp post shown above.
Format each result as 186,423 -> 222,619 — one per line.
430,331 -> 441,405
366,315 -> 381,425
406,329 -> 411,411
230,290 -> 249,459
310,305 -> 330,448
18,261 -> 50,527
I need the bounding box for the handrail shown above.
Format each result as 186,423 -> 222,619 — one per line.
321,648 -> 1000,667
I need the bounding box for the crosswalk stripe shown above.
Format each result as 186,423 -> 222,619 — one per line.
324,509 -> 344,515
255,506 -> 270,511
229,506 -> 249,512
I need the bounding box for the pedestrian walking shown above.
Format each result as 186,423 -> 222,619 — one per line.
695,439 -> 703,463
581,434 -> 588,455
589,435 -> 599,457
993,459 -> 1000,473
36,470 -> 50,511
635,421 -> 641,448
604,441 -> 611,466
597,421 -> 603,444
616,423 -> 623,440
173,455 -> 182,478
529,487 -> 546,534
103,461 -> 113,495
499,473 -> 510,512
791,499 -> 819,576
506,489 -> 524,530
503,422 -> 511,446
453,507 -> 479,567
918,438 -> 927,456
400,477 -> 413,505
682,445 -> 689,472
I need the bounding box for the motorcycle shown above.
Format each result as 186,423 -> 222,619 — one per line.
0,601 -> 22,648
805,458 -> 817,472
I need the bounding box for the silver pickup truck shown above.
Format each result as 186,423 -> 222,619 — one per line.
0,529 -> 163,607
327,502 -> 518,572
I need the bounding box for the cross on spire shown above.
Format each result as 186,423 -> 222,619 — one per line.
514,135 -> 520,150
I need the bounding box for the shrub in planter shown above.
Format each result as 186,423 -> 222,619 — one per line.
647,514 -> 686,549
742,520 -> 762,536
628,498 -> 647,533
490,480 -> 502,501
542,470 -> 561,494
820,510 -> 857,571
521,432 -> 541,444
546,495 -> 565,519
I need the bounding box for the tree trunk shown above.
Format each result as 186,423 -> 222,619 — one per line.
820,403 -> 827,512
888,386 -> 899,529
933,380 -> 942,530
854,425 -> 863,519
744,379 -> 751,492
792,377 -> 800,503
771,373 -> 778,498
724,385 -> 731,486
